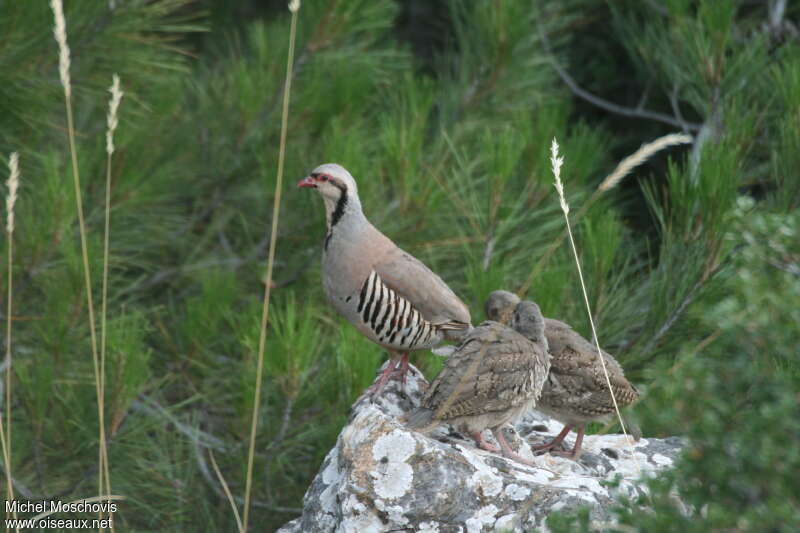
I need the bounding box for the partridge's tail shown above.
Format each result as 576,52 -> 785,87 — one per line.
438,321 -> 472,342
431,345 -> 457,357
622,413 -> 642,441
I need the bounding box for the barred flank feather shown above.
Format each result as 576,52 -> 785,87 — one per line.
357,271 -> 437,350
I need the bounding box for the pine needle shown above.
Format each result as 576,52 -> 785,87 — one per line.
243,1 -> 301,530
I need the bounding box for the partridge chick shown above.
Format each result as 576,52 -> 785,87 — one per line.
485,290 -> 639,459
406,301 -> 550,465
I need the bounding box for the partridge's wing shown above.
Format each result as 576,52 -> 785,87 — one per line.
373,246 -> 470,327
422,323 -> 546,420
545,319 -> 639,412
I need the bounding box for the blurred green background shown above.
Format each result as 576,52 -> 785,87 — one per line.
1,0 -> 798,531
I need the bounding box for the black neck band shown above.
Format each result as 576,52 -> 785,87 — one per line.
330,188 -> 348,229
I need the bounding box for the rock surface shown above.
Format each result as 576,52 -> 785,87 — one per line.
277,363 -> 683,533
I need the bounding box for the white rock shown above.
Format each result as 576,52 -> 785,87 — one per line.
465,504 -> 499,533
277,364 -> 684,533
371,429 -> 416,499
504,483 -> 531,501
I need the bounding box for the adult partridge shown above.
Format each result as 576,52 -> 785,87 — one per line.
406,301 -> 550,465
298,163 -> 471,395
485,290 -> 639,459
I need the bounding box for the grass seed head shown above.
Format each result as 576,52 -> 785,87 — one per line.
50,0 -> 71,98
551,137 -> 569,215
106,75 -> 124,155
6,152 -> 19,234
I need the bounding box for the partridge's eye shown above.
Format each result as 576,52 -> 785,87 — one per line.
319,175 -> 329,182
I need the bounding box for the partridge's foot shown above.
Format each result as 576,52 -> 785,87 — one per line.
548,427 -> 584,460
367,358 -> 401,398
493,428 -> 535,466
532,425 -> 572,454
394,352 -> 410,384
471,431 -> 500,453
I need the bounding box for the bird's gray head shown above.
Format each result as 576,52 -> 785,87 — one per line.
485,290 -> 521,325
297,163 -> 363,229
510,300 -> 546,346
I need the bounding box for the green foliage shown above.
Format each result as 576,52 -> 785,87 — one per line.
105,310 -> 152,437
1,0 -> 798,531
772,47 -> 800,210
608,204 -> 800,531
550,204 -> 800,531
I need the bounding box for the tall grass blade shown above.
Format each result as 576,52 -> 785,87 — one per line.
549,138 -> 635,456
0,420 -> 12,529
4,151 -> 20,530
100,74 -> 124,527
209,450 -> 244,533
243,1 -> 301,530
50,0 -> 110,525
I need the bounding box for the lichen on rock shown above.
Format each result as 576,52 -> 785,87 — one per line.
277,362 -> 683,533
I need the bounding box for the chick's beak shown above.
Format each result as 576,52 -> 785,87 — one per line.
297,175 -> 316,188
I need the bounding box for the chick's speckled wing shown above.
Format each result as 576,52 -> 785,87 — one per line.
421,322 -> 548,420
543,318 -> 639,414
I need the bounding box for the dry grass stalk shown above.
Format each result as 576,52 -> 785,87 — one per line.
549,138 -> 635,452
0,419 -> 13,529
106,75 -> 123,155
100,74 -> 124,524
6,153 -> 19,234
50,0 -> 111,526
519,132 -> 693,297
597,133 -> 693,192
209,450 -> 244,533
4,152 -> 20,529
51,0 -> 71,98
242,1 -> 301,530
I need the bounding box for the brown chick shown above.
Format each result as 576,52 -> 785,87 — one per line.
406,301 -> 550,465
485,290 -> 639,459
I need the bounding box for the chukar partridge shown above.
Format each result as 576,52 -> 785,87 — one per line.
406,301 -> 550,465
298,163 -> 471,395
485,290 -> 639,459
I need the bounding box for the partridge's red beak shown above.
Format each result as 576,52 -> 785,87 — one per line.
297,176 -> 316,188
